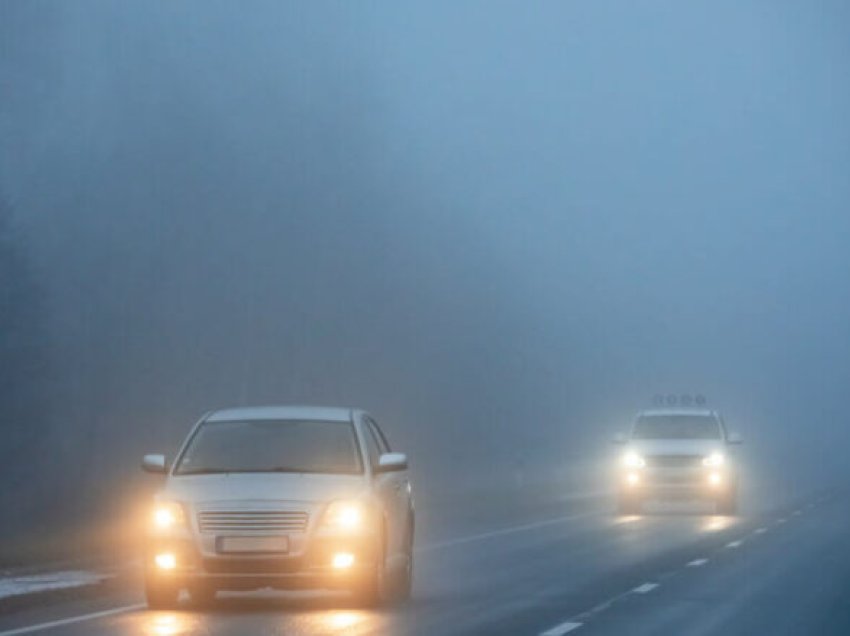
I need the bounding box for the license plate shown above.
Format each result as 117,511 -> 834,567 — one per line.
218,536 -> 289,554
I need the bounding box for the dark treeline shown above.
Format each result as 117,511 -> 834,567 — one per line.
0,3 -> 561,548
0,195 -> 51,538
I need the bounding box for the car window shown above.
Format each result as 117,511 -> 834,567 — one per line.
632,415 -> 722,440
365,417 -> 390,453
361,419 -> 382,468
174,419 -> 363,475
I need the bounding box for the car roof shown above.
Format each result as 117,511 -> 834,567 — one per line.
205,405 -> 357,423
637,408 -> 718,418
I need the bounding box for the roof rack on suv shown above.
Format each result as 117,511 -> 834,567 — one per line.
651,394 -> 707,407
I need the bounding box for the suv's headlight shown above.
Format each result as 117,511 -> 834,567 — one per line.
321,501 -> 368,532
702,452 -> 725,467
151,502 -> 186,531
622,452 -> 646,469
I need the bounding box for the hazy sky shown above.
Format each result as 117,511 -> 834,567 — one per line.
2,1 -> 850,503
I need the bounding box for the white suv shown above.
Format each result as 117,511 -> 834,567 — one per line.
141,406 -> 414,608
614,408 -> 742,515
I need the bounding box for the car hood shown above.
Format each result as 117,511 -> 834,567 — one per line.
160,472 -> 367,506
629,439 -> 724,456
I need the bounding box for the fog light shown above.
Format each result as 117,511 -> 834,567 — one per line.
332,552 -> 355,569
154,552 -> 177,570
626,472 -> 640,486
708,472 -> 722,487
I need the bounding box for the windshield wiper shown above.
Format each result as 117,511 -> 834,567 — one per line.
249,467 -> 335,474
178,467 -> 335,475
177,468 -> 249,475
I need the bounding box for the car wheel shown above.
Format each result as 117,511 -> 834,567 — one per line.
144,576 -> 180,610
392,520 -> 415,602
716,492 -> 738,515
352,536 -> 387,607
187,584 -> 217,608
352,561 -> 384,607
394,549 -> 414,602
617,492 -> 642,515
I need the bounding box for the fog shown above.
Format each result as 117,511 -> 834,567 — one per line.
1,1 -> 849,550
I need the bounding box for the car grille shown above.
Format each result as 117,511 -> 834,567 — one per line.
198,510 -> 309,534
646,455 -> 702,468
202,556 -> 303,574
653,473 -> 699,484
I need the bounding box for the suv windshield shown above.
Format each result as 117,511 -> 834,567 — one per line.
632,415 -> 721,440
174,419 -> 363,475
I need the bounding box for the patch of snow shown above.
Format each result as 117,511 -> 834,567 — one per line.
0,570 -> 111,600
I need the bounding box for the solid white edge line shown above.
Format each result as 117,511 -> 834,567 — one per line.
540,621 -> 583,635
632,582 -> 659,594
0,508 -> 603,635
686,558 -> 709,567
0,604 -> 144,636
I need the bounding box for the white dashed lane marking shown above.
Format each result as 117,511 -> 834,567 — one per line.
540,621 -> 583,635
536,499 -> 820,636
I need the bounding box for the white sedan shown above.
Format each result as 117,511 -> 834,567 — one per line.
141,406 -> 414,608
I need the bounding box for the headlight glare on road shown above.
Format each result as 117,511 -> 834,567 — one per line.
622,451 -> 646,469
702,452 -> 725,468
152,502 -> 185,531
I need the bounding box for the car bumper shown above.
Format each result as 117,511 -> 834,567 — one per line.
619,469 -> 736,500
144,535 -> 379,591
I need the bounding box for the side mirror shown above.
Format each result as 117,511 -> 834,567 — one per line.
727,433 -> 743,445
375,452 -> 408,473
142,454 -> 167,474
612,433 -> 627,445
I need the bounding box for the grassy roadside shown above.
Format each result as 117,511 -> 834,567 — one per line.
0,485 -> 153,571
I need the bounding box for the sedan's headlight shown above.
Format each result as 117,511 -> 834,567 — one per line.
151,502 -> 186,531
622,452 -> 646,469
321,501 -> 367,532
702,452 -> 725,468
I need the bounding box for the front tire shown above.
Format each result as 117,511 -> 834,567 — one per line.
716,491 -> 738,515
351,557 -> 385,607
393,550 -> 413,602
187,584 -> 217,609
617,492 -> 643,515
391,521 -> 415,602
144,576 -> 180,610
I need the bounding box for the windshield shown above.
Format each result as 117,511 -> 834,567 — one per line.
174,419 -> 363,475
632,415 -> 722,440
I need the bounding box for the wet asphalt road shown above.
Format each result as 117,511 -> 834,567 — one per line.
0,487 -> 847,636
